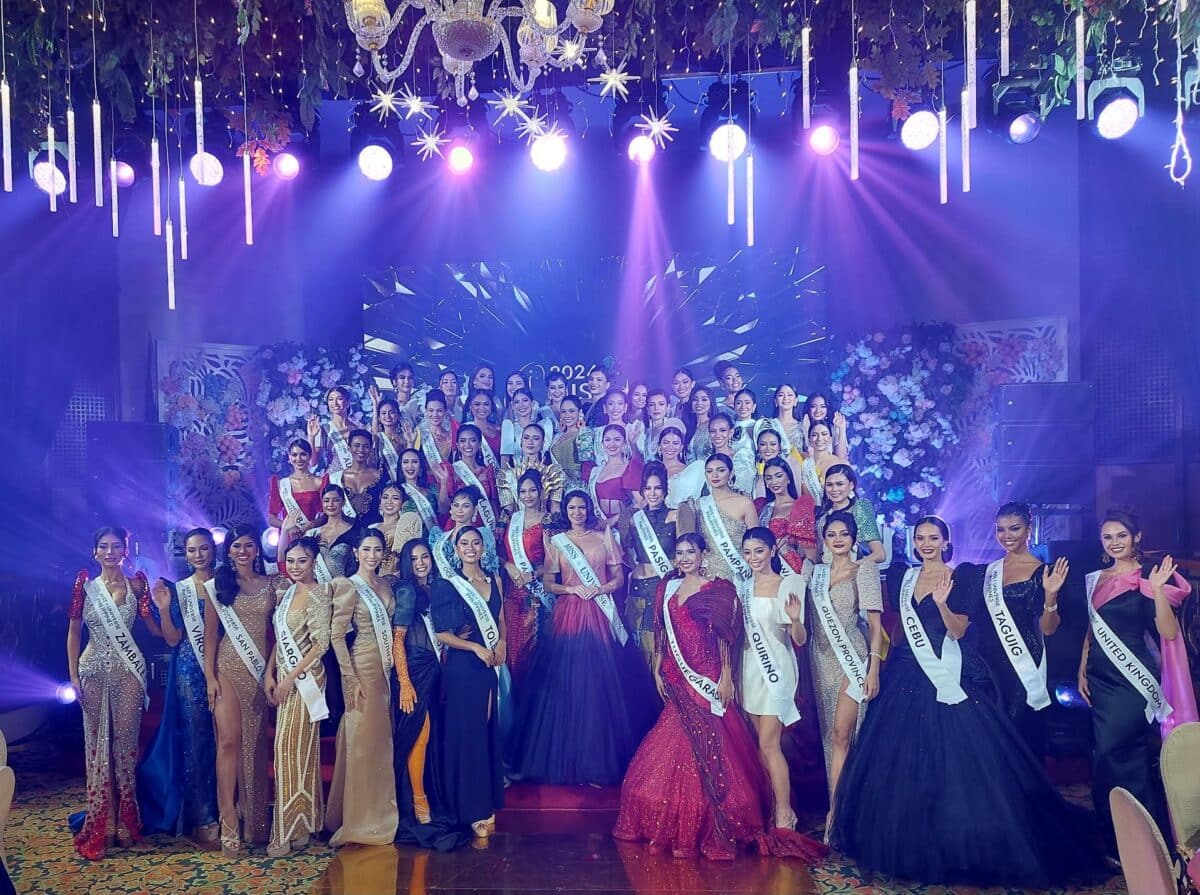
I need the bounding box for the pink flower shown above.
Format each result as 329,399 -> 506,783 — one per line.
287,369 -> 303,385
320,369 -> 342,389
225,404 -> 248,429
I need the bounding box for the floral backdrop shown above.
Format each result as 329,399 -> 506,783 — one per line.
155,317 -> 1066,536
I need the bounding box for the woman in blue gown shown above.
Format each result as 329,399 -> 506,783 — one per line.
136,528 -> 220,842
831,516 -> 1102,888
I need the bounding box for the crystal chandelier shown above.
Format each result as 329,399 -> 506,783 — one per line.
346,0 -> 615,106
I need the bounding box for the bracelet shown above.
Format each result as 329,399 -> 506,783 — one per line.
869,651 -> 882,659
1043,603 -> 1058,614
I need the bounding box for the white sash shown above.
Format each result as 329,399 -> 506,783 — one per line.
313,549 -> 335,585
662,579 -> 725,716
984,560 -> 1050,710
446,574 -> 500,652
274,585 -> 329,722
1086,571 -> 1171,723
277,477 -> 311,527
175,576 -> 210,667
420,611 -> 443,660
507,509 -> 536,578
698,495 -> 750,581
379,432 -> 401,482
327,471 -> 358,519
454,460 -> 497,529
739,577 -> 795,701
403,483 -> 437,532
801,457 -> 823,501
479,437 -> 499,469
632,509 -> 673,578
85,578 -> 147,691
327,422 -> 353,469
810,564 -> 866,703
214,598 -> 268,687
419,423 -> 444,466
899,568 -> 966,704
350,574 -> 394,675
432,531 -> 457,581
551,532 -> 628,645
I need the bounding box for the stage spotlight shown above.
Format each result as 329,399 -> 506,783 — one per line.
626,133 -> 656,164
114,160 -> 136,188
263,527 -> 280,549
189,151 -> 225,186
900,108 -> 939,151
529,131 -> 567,172
357,143 -> 394,181
447,143 -> 475,175
708,123 -> 748,163
809,123 -> 840,156
1087,61 -> 1144,141
56,683 -> 78,705
211,526 -> 228,546
987,68 -> 1048,145
272,152 -> 300,180
32,159 -> 67,195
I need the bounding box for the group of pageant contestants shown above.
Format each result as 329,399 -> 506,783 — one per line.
64,360 -> 1197,887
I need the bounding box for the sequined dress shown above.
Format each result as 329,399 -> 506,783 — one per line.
683,498 -> 748,584
214,577 -> 281,845
270,583 -> 332,846
501,516 -> 547,691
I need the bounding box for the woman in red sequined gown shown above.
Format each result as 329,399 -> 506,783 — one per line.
614,532 -> 826,863
66,527 -> 154,860
501,469 -> 549,691
757,458 -> 817,571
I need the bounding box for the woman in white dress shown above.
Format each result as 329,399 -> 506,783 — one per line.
738,527 -> 806,830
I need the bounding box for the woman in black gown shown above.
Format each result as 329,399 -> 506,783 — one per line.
1079,507 -> 1194,855
430,526 -> 506,841
831,516 -> 1101,888
976,501 -> 1069,755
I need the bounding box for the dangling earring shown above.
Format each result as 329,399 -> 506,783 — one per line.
700,557 -> 711,577
1101,551 -> 1113,565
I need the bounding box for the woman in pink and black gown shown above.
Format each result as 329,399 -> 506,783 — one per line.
614,531 -> 826,863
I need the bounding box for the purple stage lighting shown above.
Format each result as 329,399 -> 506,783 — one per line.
1055,683 -> 1088,710
273,152 -> 301,180
626,134 -> 656,164
114,160 -> 136,188
530,132 -> 568,172
56,683 -> 78,705
1095,94 -> 1139,141
809,124 -> 840,156
211,526 -> 228,547
358,144 -> 394,181
447,144 -> 475,175
1008,112 -> 1042,144
189,151 -> 225,186
263,527 -> 280,549
708,123 -> 747,163
900,109 -> 939,151
32,161 -> 67,195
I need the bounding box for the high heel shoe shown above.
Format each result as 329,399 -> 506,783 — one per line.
775,811 -> 798,832
220,816 -> 243,858
471,818 -> 491,840
266,839 -> 291,859
413,794 -> 431,825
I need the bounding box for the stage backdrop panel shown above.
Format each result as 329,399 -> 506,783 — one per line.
361,247 -> 831,396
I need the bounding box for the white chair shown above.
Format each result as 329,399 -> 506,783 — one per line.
0,765 -> 13,866
1162,722 -> 1200,883
1110,786 -> 1179,895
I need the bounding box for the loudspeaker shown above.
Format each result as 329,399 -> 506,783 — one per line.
998,422 -> 1095,464
996,462 -> 1096,506
996,382 -> 1095,424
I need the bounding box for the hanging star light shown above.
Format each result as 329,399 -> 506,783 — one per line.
515,111 -> 548,143
488,89 -> 532,124
589,63 -> 639,101
412,124 -> 449,160
370,86 -> 401,121
557,38 -> 588,69
397,83 -> 435,120
636,110 -> 678,149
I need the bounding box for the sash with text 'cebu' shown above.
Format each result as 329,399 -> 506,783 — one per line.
898,568 -> 966,705
811,563 -> 867,703
984,559 -> 1050,710
1086,571 -> 1171,723
85,578 -> 147,691
274,584 -> 329,722
662,579 -> 725,716
551,533 -> 628,645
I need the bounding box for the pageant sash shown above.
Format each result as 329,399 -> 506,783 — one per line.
379,433 -> 401,482
698,495 -> 750,582
350,574 -> 394,674
85,578 -> 147,691
446,574 -> 500,650
277,477 -> 311,527
313,549 -> 335,585
479,437 -> 499,470
274,585 -> 329,722
739,577 -> 795,701
453,460 -> 497,529
175,576 -> 210,667
431,532 -> 457,581
984,559 -> 1051,710
551,533 -> 628,645
507,509 -> 535,577
327,471 -> 358,519
662,579 -> 725,716
421,611 -> 444,660
418,423 -> 444,466
800,458 -> 823,502
1086,571 -> 1171,723
214,598 -> 267,687
327,422 -> 353,469
811,564 -> 866,703
898,568 -> 966,704
403,483 -> 438,532
632,509 -> 673,578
